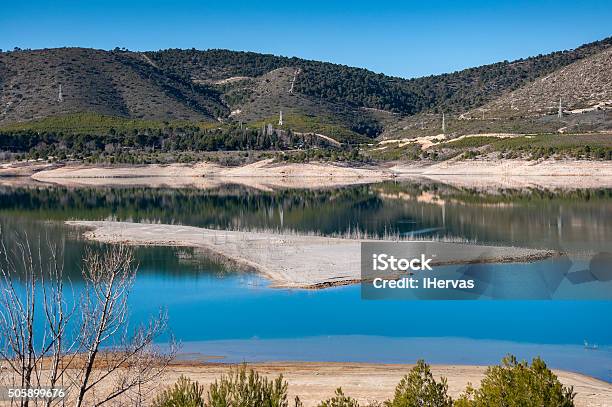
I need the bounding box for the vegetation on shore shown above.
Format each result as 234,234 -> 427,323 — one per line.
0,113 -> 374,164
455,356 -> 576,407
372,133 -> 612,162
250,114 -> 373,144
0,112 -> 218,134
1,112 -> 609,165
439,133 -> 612,160
153,357 -> 575,406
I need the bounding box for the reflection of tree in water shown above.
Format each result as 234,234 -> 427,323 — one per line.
0,182 -> 610,249
373,183 -> 612,250
0,216 -> 224,282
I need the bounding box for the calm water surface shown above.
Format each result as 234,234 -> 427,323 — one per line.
1,181 -> 611,381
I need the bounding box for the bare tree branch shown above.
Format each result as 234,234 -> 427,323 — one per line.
0,233 -> 175,407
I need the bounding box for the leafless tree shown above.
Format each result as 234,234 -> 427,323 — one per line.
72,246 -> 173,407
0,234 -> 75,407
0,233 -> 175,406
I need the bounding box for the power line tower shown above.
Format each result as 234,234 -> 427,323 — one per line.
57,84 -> 64,102
558,98 -> 562,118
441,113 -> 446,133
278,110 -> 283,126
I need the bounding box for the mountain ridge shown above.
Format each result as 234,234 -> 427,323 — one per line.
1,36 -> 611,140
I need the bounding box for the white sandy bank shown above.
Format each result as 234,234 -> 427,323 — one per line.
28,159 -> 391,189
18,158 -> 612,189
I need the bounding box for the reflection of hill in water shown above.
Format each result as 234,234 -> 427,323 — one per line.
0,182 -> 610,251
374,184 -> 612,251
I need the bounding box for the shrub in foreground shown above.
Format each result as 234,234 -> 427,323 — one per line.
152,376 -> 205,407
207,364 -> 289,407
153,356 -> 576,407
318,388 -> 360,407
385,360 -> 452,407
455,355 -> 575,407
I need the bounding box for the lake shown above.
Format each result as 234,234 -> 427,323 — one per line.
0,180 -> 611,381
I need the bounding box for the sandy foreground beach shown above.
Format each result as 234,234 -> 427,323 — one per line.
68,220 -> 556,288
134,361 -> 612,406
2,158 -> 607,189
1,362 -> 609,406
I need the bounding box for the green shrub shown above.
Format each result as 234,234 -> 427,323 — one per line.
384,360 -> 452,407
152,376 -> 205,407
461,150 -> 479,159
455,355 -> 575,406
207,364 -> 289,407
318,388 -> 360,407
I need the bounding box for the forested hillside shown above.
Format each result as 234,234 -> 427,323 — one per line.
146,36 -> 612,114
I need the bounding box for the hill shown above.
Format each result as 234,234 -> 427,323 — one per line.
0,37 -> 611,144
146,37 -> 612,116
379,45 -> 612,139
0,48 -> 227,124
466,47 -> 612,121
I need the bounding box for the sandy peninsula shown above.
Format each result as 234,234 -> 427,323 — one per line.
151,361 -> 612,407
67,220 -> 556,288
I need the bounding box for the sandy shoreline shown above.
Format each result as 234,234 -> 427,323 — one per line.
390,158 -> 612,189
0,158 -> 610,189
29,159 -> 392,190
1,361 -> 608,406
391,157 -> 612,177
67,220 -> 557,288
151,361 -> 612,406
2,159 -> 392,190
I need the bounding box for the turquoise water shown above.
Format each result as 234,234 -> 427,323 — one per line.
0,181 -> 611,381
128,264 -> 612,381
131,265 -> 612,345
177,337 -> 612,382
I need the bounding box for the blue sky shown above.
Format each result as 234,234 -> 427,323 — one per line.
1,0 -> 611,78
